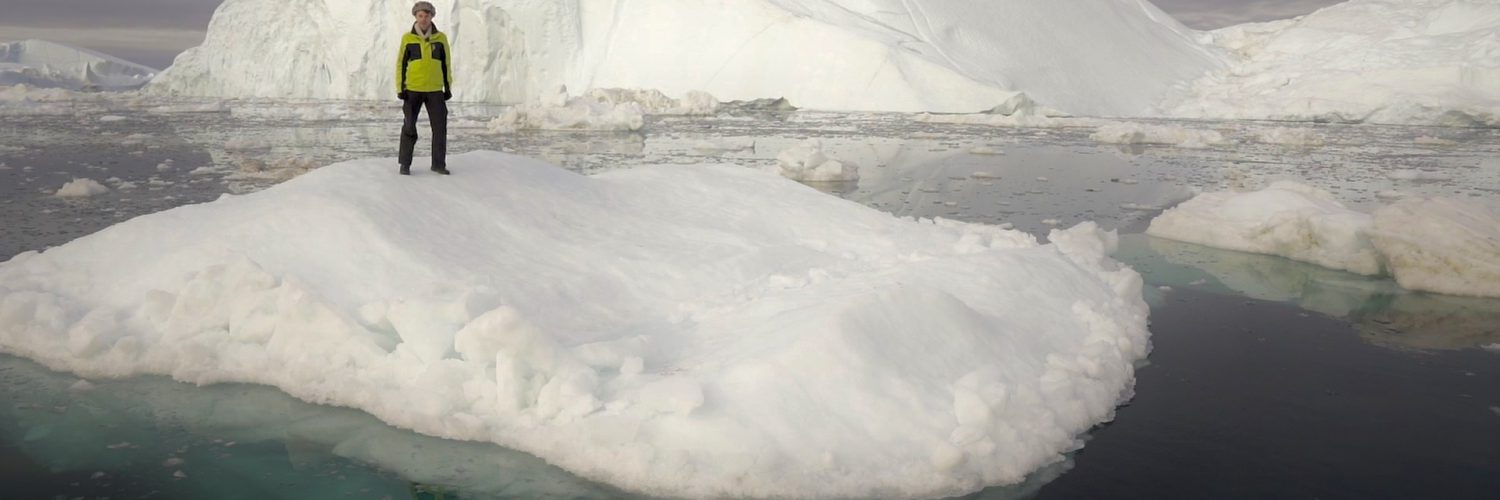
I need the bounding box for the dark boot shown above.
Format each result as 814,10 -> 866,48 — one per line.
399,165 -> 411,175
431,166 -> 450,175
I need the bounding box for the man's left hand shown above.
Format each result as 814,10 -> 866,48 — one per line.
443,90 -> 453,101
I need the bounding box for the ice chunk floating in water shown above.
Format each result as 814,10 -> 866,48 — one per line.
0,151 -> 1150,497
53,178 -> 111,198
775,138 -> 860,182
1146,182 -> 1383,276
1148,183 -> 1500,299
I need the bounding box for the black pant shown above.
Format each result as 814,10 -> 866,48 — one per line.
399,91 -> 448,168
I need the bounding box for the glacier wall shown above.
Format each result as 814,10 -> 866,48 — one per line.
146,0 -> 1224,115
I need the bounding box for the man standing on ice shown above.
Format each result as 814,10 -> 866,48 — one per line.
396,1 -> 453,175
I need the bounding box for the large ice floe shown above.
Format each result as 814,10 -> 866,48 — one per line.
1165,0 -> 1500,126
147,0 -> 1219,115
1148,182 -> 1500,299
0,39 -> 158,90
1368,198 -> 1500,299
0,151 -> 1151,497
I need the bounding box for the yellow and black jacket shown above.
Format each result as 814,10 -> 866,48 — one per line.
396,26 -> 453,93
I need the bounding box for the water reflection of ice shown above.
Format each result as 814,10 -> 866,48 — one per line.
0,355 -> 635,499
1118,235 -> 1500,351
3,348 -> 1069,500
1349,293 -> 1500,352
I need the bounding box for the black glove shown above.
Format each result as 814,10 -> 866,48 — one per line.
397,91 -> 408,101
443,90 -> 452,101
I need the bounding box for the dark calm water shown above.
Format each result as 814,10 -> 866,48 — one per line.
2,99 -> 1498,499
1030,290 -> 1500,500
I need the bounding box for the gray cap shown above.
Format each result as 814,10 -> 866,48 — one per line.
412,2 -> 436,15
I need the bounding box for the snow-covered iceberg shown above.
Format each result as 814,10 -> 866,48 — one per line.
141,0 -> 1500,125
0,39 -> 158,90
148,0 -> 1220,115
0,151 -> 1151,497
1166,0 -> 1500,126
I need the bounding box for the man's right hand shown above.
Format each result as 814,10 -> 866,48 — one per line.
397,91 -> 409,101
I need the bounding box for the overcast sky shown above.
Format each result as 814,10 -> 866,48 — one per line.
0,0 -> 1346,69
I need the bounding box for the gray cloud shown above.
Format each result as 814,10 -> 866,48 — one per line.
0,0 -> 221,68
1,0 -> 221,31
1152,0 -> 1347,29
0,26 -> 206,69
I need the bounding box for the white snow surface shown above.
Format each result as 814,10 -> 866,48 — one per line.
147,0 -> 1218,115
1147,182 -> 1383,275
0,151 -> 1151,498
1166,0 -> 1500,126
1368,198 -> 1500,298
0,40 -> 158,90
